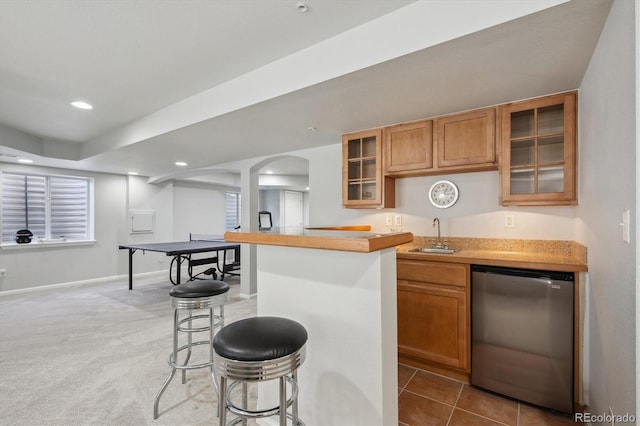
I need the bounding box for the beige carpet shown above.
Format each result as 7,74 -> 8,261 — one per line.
0,275 -> 256,426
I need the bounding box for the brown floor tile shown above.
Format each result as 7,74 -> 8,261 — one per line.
398,364 -> 416,389
405,370 -> 463,405
449,408 -> 507,426
399,391 -> 453,426
455,385 -> 518,426
519,404 -> 579,426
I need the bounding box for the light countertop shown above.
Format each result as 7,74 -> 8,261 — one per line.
397,236 -> 588,272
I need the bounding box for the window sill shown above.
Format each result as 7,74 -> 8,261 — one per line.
1,240 -> 96,250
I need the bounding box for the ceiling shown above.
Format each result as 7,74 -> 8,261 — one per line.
0,0 -> 613,184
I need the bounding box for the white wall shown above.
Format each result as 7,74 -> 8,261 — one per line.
123,175 -> 175,275
173,181 -> 227,239
0,164 -> 128,292
303,143 -> 577,240
260,189 -> 281,227
575,0 -> 636,417
0,167 -> 231,292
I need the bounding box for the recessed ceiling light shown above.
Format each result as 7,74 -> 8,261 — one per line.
307,126 -> 317,132
296,2 -> 308,13
18,158 -> 34,164
127,172 -> 139,176
175,161 -> 188,167
265,170 -> 274,174
71,101 -> 93,110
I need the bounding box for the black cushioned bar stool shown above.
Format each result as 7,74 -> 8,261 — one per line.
154,279 -> 230,419
213,316 -> 308,426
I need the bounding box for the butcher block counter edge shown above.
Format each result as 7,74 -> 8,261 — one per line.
397,237 -> 588,272
224,228 -> 413,253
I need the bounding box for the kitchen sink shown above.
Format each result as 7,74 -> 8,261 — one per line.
408,247 -> 457,254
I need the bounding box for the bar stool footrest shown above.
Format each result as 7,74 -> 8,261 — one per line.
168,340 -> 215,370
226,375 -> 298,419
225,413 -> 305,426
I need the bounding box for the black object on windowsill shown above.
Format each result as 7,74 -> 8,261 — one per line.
15,229 -> 33,244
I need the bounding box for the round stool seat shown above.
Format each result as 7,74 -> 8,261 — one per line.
170,279 -> 229,298
213,316 -> 307,362
214,317 -> 308,426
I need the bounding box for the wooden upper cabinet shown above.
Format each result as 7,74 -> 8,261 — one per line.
500,91 -> 577,206
383,120 -> 433,175
342,129 -> 395,209
435,107 -> 497,171
382,107 -> 497,177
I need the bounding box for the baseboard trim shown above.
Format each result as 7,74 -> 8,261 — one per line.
0,270 -> 167,296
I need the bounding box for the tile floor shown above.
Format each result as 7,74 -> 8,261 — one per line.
398,364 -> 580,426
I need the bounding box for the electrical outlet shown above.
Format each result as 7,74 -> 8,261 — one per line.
394,214 -> 402,226
504,214 -> 515,228
0,269 -> 7,278
385,215 -> 392,226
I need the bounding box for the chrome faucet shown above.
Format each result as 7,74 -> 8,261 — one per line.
432,217 -> 448,249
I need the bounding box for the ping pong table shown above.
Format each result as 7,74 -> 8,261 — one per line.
118,238 -> 240,290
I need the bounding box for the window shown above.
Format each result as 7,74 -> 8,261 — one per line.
1,172 -> 94,244
225,191 -> 241,231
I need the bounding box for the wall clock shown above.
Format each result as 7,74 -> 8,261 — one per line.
429,180 -> 459,208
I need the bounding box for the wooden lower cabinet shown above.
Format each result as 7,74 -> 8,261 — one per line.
397,259 -> 470,380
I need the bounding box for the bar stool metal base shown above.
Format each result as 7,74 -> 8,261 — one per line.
225,375 -> 304,425
154,286 -> 228,420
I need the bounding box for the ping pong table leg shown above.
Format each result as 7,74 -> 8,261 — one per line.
128,249 -> 134,290
175,255 -> 181,285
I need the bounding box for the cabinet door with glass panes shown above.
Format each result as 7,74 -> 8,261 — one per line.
342,129 -> 395,208
500,91 -> 577,206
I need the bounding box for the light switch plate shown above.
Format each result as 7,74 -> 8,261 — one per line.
505,214 -> 515,228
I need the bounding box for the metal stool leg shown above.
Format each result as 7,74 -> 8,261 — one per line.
292,370 -> 299,425
242,382 -> 248,426
154,309 -> 180,419
218,376 -> 228,425
279,376 -> 287,426
181,309 -> 193,384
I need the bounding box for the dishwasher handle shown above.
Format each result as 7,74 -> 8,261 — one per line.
471,265 -> 574,282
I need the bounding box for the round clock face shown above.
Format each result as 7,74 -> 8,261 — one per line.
429,180 -> 459,208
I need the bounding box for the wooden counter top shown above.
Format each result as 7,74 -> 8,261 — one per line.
396,237 -> 588,272
224,227 -> 413,253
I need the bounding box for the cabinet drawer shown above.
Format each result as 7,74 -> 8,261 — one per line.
397,259 -> 467,287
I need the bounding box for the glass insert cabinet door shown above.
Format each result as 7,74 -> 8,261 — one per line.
343,129 -> 385,207
500,91 -> 577,206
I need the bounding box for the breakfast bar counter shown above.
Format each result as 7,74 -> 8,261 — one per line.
224,228 -> 413,425
224,227 -> 413,252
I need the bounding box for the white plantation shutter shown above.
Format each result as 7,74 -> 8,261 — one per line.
225,192 -> 241,231
1,174 -> 46,241
1,172 -> 92,243
50,177 -> 89,240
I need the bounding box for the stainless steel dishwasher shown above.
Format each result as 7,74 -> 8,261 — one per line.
471,265 -> 574,413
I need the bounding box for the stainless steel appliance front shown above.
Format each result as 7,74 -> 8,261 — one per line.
471,265 -> 574,413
